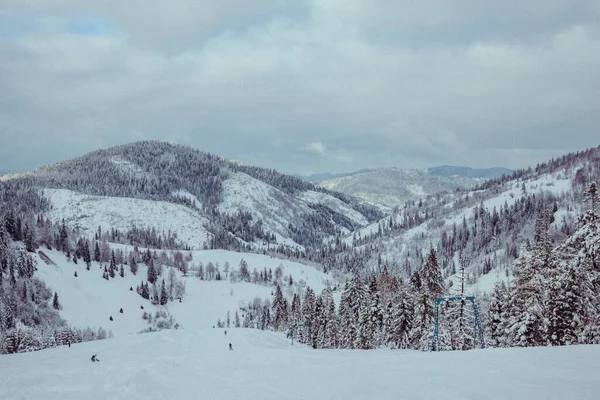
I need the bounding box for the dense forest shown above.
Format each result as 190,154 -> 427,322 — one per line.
14,141 -> 382,253
1,142 -> 599,354
234,183 -> 599,350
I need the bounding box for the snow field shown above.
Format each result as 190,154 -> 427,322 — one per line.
43,188 -> 211,249
1,328 -> 599,400
33,248 -> 335,336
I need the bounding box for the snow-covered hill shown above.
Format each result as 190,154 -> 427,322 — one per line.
319,167 -> 479,208
33,247 -> 333,337
43,189 -> 212,250
9,141 -> 382,251
331,148 -> 600,297
1,327 -> 599,400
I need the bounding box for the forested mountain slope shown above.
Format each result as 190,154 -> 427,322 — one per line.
323,146 -> 600,292
1,141 -> 383,253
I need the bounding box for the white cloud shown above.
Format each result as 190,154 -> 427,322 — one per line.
307,142 -> 326,155
0,1 -> 599,173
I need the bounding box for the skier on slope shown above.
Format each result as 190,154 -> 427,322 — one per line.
229,343 -> 233,351
91,354 -> 100,362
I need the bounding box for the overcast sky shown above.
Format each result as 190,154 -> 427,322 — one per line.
1,1 -> 599,175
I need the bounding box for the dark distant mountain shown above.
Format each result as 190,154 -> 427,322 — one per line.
428,165 -> 513,179
298,169 -> 376,184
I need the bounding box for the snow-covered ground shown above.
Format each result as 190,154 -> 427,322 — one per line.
33,248 -> 334,337
43,188 -> 211,249
1,327 -> 599,400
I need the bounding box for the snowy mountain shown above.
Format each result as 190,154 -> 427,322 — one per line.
428,165 -> 513,179
328,146 -> 600,297
1,143 -> 600,376
318,167 -> 479,208
5,141 -> 383,253
298,169 -> 376,184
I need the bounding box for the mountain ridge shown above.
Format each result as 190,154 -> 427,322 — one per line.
317,167 -> 479,208
3,141 -> 384,253
428,165 -> 513,179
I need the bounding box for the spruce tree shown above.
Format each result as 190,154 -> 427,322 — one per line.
93,242 -> 101,263
52,292 -> 60,310
130,256 -> 138,275
421,248 -> 444,299
504,244 -> 546,347
147,258 -> 157,284
160,280 -> 168,305
487,280 -> 509,347
272,284 -> 288,331
356,278 -> 384,349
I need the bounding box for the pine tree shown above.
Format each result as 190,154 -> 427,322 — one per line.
147,258 -> 157,284
52,292 -> 60,310
84,240 -> 91,270
93,242 -> 101,263
160,280 -> 168,305
411,291 -> 434,350
504,244 -> 546,347
547,266 -> 583,345
272,284 -> 288,331
320,285 -> 338,348
356,278 -> 384,349
338,273 -> 365,348
235,311 -> 241,328
385,287 -> 414,349
487,280 -> 509,347
421,248 -> 444,299
301,287 -> 316,346
130,255 -> 138,275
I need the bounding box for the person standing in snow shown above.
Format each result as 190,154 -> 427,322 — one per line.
229,343 -> 233,351
224,330 -> 227,335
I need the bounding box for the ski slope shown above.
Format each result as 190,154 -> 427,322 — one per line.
1,328 -> 599,400
33,248 -> 334,337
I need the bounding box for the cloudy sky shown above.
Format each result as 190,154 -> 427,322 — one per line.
1,1 -> 599,175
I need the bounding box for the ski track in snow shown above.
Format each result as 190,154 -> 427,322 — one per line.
1,328 -> 599,400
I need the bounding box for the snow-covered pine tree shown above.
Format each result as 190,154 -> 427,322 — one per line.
356,278 -> 384,349
410,290 -> 434,350
550,182 -> 600,344
52,292 -> 60,310
385,286 -> 414,349
486,280 -> 509,348
338,273 -> 365,349
301,287 -> 316,346
271,284 -> 288,331
421,248 -> 444,299
147,258 -> 157,284
504,243 -> 546,347
160,280 -> 168,305
129,254 -> 138,275
320,285 -> 338,348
